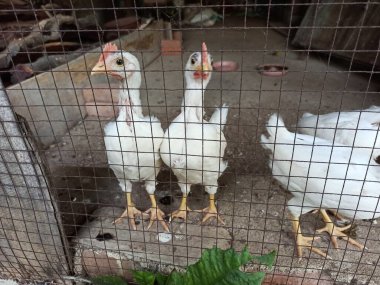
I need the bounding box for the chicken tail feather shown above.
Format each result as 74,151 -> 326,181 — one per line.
300,112 -> 314,119
261,113 -> 291,151
209,103 -> 229,132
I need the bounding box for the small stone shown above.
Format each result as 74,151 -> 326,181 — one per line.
49,143 -> 57,149
157,232 -> 172,243
174,234 -> 186,241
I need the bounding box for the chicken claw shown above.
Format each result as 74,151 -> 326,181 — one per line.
291,215 -> 330,260
113,205 -> 144,230
113,193 -> 147,230
200,194 -> 225,225
171,195 -> 191,221
145,208 -> 169,232
317,209 -> 365,250
295,233 -> 328,260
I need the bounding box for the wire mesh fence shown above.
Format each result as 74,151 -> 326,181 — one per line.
1,0 -> 380,284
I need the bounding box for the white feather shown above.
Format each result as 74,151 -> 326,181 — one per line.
261,113 -> 380,220
297,106 -> 380,152
160,55 -> 228,194
104,106 -> 163,184
101,51 -> 164,193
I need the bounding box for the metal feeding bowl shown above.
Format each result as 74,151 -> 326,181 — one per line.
257,64 -> 289,77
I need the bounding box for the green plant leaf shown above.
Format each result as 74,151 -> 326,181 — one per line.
252,250 -> 276,269
183,247 -> 265,285
91,275 -> 128,285
165,271 -> 185,285
92,248 -> 276,285
155,273 -> 169,285
133,271 -> 155,285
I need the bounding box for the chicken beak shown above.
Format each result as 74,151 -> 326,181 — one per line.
192,42 -> 212,80
201,42 -> 211,77
91,61 -> 106,76
202,63 -> 211,72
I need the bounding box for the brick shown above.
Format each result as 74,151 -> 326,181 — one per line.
82,249 -> 124,277
82,84 -> 119,103
172,31 -> 182,42
85,102 -> 118,118
161,40 -> 182,56
121,259 -> 135,280
263,273 -> 334,285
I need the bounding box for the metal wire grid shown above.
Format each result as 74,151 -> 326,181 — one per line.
0,0 -> 380,284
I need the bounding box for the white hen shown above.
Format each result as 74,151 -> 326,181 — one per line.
297,106 -> 380,154
261,113 -> 380,258
160,42 -> 228,224
297,106 -> 380,222
91,43 -> 168,231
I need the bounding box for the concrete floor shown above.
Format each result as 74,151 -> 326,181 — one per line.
45,18 -> 380,284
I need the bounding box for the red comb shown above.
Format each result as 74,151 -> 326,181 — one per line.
201,42 -> 208,65
98,43 -> 119,63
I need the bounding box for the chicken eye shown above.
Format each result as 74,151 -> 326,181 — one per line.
116,58 -> 124,66
191,58 -> 196,65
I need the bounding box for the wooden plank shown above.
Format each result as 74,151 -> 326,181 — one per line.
292,0 -> 380,68
0,80 -> 71,280
6,21 -> 164,148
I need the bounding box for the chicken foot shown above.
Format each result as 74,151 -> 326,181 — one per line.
171,195 -> 192,221
291,215 -> 330,260
201,194 -> 225,225
317,209 -> 365,250
113,192 -> 146,230
145,194 -> 170,232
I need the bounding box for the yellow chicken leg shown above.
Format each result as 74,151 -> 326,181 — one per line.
145,194 -> 170,232
317,209 -> 365,250
291,215 -> 329,259
171,195 -> 191,221
201,194 -> 225,225
113,193 -> 144,230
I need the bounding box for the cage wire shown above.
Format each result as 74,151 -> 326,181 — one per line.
0,0 -> 380,284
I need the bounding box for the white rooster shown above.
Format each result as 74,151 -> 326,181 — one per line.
261,113 -> 380,259
160,42 -> 228,224
91,43 -> 168,231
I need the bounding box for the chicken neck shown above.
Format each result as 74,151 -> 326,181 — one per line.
118,75 -> 143,119
182,83 -> 205,122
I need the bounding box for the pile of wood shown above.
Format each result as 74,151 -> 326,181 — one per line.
0,0 -> 139,86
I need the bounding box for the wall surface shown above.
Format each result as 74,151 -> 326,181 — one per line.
293,0 -> 380,68
6,21 -> 163,148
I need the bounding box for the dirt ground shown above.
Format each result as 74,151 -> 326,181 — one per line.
45,18 -> 380,284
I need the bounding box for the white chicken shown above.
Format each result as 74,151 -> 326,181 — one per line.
297,106 -> 380,154
261,113 -> 380,259
297,106 -> 380,223
91,43 -> 168,231
160,42 -> 228,224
